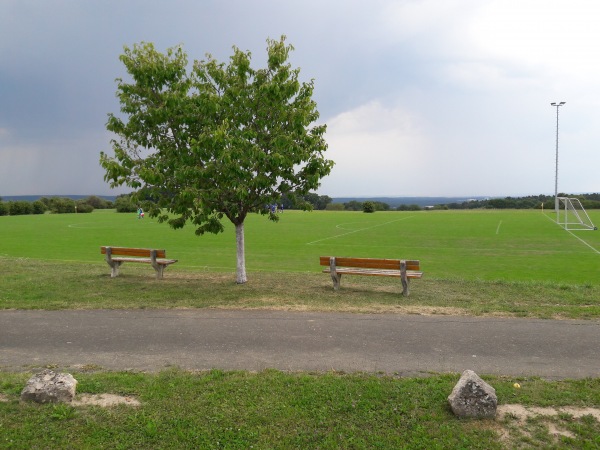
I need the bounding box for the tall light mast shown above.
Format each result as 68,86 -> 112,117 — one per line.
551,101 -> 565,221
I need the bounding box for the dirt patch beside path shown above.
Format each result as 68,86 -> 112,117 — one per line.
495,404 -> 600,443
72,393 -> 140,407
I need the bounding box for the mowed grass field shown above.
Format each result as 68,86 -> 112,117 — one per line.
1,208 -> 599,284
2,210 -> 600,448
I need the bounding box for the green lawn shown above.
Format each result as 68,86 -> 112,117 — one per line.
1,370 -> 599,449
2,209 -> 600,448
2,208 -> 599,284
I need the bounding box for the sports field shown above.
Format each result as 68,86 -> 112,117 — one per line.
2,208 -> 599,284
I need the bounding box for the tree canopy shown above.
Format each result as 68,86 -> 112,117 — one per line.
100,37 -> 334,283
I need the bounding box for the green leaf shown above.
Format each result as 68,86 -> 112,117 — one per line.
101,36 -> 333,282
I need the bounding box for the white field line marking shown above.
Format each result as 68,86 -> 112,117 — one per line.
335,222 -> 365,231
496,220 -> 502,235
68,221 -> 156,228
543,213 -> 600,255
307,216 -> 415,245
68,222 -> 93,228
565,229 -> 600,255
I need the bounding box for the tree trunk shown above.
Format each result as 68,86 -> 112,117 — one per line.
235,222 -> 247,284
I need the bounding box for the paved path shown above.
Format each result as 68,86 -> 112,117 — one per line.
1,310 -> 599,379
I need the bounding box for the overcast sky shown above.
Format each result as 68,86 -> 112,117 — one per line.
1,0 -> 599,198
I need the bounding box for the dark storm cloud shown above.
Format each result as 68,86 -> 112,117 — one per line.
1,0 -> 600,197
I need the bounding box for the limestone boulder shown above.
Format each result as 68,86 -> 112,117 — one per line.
448,369 -> 497,419
20,369 -> 77,404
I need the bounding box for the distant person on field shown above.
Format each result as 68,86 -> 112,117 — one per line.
138,207 -> 144,219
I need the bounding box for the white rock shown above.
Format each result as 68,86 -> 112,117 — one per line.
448,369 -> 497,419
20,369 -> 77,403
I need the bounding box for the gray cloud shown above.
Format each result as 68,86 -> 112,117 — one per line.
1,0 -> 599,197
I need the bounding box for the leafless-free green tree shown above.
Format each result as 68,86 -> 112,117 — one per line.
100,37 -> 333,283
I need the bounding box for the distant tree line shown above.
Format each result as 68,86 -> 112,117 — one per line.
438,194 -> 600,210
0,195 -> 113,216
339,200 -> 393,212
278,193 -> 390,212
4,192 -> 598,217
117,191 -> 600,213
278,192 -> 333,211
113,194 -> 139,213
312,193 -> 600,212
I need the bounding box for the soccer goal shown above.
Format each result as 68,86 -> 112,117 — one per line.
557,197 -> 598,230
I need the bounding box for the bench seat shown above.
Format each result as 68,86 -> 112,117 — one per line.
326,267 -> 421,277
101,246 -> 177,279
320,256 -> 422,296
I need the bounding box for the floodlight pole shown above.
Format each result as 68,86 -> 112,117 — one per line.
551,101 -> 565,222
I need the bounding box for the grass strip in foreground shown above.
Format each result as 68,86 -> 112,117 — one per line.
1,369 -> 599,449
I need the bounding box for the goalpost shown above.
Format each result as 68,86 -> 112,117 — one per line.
557,197 -> 598,230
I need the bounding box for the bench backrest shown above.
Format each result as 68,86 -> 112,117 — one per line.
101,246 -> 166,258
319,256 -> 420,271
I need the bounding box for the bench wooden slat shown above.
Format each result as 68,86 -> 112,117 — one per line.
319,256 -> 420,272
110,257 -> 177,265
322,267 -> 423,278
101,246 -> 166,258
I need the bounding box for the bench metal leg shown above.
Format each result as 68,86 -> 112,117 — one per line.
150,250 -> 164,280
401,277 -> 410,296
329,257 -> 342,291
153,264 -> 165,280
330,272 -> 342,291
400,260 -> 409,296
105,247 -> 122,278
109,261 -> 122,278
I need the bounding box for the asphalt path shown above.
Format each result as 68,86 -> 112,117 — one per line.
1,310 -> 599,379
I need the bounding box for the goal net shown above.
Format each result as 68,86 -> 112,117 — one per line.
557,197 -> 597,230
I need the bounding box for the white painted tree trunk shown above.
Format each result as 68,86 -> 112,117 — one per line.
235,222 -> 247,284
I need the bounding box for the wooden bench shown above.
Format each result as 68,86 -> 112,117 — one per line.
320,256 -> 422,296
101,246 -> 178,279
